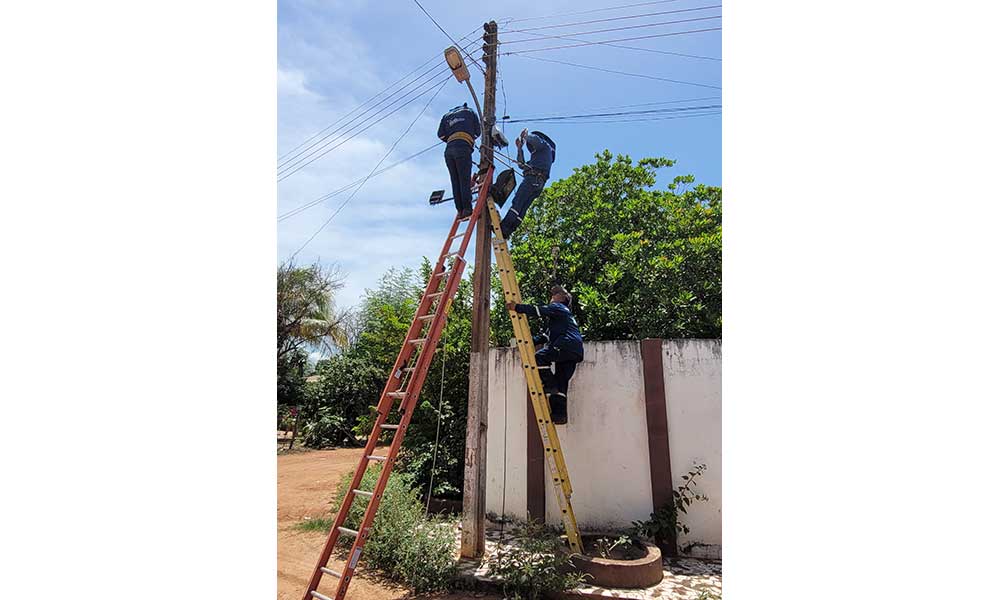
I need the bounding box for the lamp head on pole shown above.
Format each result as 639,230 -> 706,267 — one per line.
444,46 -> 470,83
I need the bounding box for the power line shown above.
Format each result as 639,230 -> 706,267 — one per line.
278,72 -> 453,181
501,5 -> 722,33
278,142 -> 443,222
411,0 -> 485,73
505,96 -> 721,121
503,0 -> 686,24
503,104 -> 722,124
503,26 -> 720,56
511,54 -> 721,90
278,28 -> 480,164
278,36 -> 479,173
278,62 -> 450,172
499,25 -> 720,62
289,79 -> 450,260
527,111 -> 721,125
499,15 -> 722,46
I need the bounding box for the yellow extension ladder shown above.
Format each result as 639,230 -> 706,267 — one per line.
485,195 -> 583,554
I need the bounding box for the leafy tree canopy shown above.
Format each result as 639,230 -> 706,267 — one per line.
493,150 -> 721,341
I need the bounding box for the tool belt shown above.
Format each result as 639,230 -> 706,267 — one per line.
446,131 -> 475,146
522,167 -> 549,180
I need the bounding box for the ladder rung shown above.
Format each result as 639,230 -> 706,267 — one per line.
367,455 -> 387,462
312,591 -> 334,600
419,313 -> 437,321
319,567 -> 341,579
428,292 -> 444,299
449,231 -> 466,240
338,526 -> 358,537
433,269 -> 452,278
410,338 -> 427,345
387,391 -> 407,398
380,424 -> 399,430
444,251 -> 461,259
353,489 -> 373,498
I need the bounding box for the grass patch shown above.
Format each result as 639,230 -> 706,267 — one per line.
294,516 -> 334,533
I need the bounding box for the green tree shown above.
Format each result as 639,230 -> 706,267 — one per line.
277,260 -> 348,360
277,260 -> 348,406
493,150 -> 721,340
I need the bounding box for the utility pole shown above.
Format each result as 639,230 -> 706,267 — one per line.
462,19 -> 497,560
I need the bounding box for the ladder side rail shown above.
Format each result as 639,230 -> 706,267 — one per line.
453,168 -> 494,257
374,215 -> 462,413
486,197 -> 583,554
497,243 -> 576,500
333,258 -> 468,600
303,216 -> 468,600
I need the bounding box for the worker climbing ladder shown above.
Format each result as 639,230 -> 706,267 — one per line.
301,169 -> 494,600
485,195 -> 584,555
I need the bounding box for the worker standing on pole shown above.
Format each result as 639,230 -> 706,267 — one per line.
499,128 -> 556,238
438,103 -> 481,219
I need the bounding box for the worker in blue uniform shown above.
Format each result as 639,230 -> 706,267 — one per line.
499,129 -> 556,238
506,285 -> 583,425
437,103 -> 481,219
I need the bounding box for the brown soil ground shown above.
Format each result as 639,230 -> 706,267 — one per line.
278,448 -> 500,600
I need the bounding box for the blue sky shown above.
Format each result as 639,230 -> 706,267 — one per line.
278,0 -> 721,315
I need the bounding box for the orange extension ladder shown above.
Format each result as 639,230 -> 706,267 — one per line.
301,168 -> 494,600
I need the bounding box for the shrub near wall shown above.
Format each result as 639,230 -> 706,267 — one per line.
332,465 -> 458,592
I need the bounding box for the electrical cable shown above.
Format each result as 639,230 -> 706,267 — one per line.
288,79 -> 449,259
501,5 -> 722,33
424,323 -> 448,517
508,96 -> 720,121
411,0 -> 486,74
498,15 -> 722,45
521,111 -> 721,125
504,104 -> 721,124
503,0 -> 686,24
278,142 -> 443,222
510,54 -> 721,90
501,27 -> 721,55
278,35 -> 479,176
279,29 -> 480,164
497,24 -> 719,62
278,72 -> 452,182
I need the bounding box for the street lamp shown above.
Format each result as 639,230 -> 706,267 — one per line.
444,46 -> 483,122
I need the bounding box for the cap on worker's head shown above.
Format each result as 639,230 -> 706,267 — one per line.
550,285 -> 571,307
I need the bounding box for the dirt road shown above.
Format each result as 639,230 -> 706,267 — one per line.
277,448 -> 498,600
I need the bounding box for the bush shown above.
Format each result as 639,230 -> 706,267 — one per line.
630,463 -> 709,553
486,520 -> 587,600
331,464 -> 458,593
301,407 -> 348,448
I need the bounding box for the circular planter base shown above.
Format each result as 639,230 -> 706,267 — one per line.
570,537 -> 663,589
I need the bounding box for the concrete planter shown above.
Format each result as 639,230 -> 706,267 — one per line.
569,537 -> 663,589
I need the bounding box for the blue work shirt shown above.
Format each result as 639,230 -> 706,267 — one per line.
437,105 -> 481,146
518,132 -> 555,176
515,301 -> 584,358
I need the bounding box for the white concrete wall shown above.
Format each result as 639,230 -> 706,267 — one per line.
663,340 -> 722,554
485,339 -> 721,555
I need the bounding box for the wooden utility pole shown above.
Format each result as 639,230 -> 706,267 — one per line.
462,19 -> 497,560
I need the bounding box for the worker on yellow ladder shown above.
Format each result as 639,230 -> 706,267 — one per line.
499,129 -> 555,238
506,285 -> 583,424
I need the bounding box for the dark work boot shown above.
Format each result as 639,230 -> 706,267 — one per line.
549,393 -> 567,425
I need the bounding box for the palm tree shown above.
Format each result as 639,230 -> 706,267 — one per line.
277,261 -> 348,361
